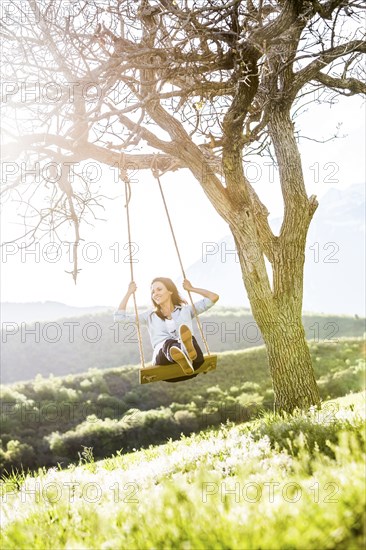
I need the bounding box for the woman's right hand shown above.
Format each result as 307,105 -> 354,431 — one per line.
128,281 -> 137,295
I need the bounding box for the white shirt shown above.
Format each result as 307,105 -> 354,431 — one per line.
164,317 -> 177,337
152,317 -> 177,362
114,297 -> 216,364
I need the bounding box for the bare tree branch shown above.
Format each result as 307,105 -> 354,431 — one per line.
292,40 -> 366,98
1,134 -> 185,172
315,71 -> 366,94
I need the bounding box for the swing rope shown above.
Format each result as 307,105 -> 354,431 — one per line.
122,164 -> 146,369
121,152 -> 211,371
151,159 -> 211,357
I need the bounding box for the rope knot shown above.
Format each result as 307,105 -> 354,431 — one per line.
150,154 -> 161,180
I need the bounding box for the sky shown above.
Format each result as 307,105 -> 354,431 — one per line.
1,94 -> 365,308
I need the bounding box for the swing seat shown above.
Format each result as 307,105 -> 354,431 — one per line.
139,354 -> 217,384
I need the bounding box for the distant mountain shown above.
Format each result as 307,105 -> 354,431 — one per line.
181,183 -> 365,316
0,301 -> 113,324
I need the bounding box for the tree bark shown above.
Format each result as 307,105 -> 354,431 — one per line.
262,319 -> 320,412
231,222 -> 320,413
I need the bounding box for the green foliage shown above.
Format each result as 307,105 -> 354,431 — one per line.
317,359 -> 365,399
77,446 -> 96,473
0,440 -> 35,472
0,338 -> 364,474
250,409 -> 365,462
0,393 -> 365,549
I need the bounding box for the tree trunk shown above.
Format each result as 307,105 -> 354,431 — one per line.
230,218 -> 320,413
260,315 -> 320,412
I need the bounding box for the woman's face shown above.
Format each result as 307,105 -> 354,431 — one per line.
151,281 -> 173,306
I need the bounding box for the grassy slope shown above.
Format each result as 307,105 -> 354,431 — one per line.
6,337 -> 365,408
1,338 -> 364,472
1,391 -> 365,550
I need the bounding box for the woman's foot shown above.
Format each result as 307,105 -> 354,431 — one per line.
170,346 -> 194,375
179,324 -> 197,361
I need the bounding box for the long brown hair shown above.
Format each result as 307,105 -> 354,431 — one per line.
151,277 -> 187,320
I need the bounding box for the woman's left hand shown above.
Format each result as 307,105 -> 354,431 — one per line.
183,278 -> 194,292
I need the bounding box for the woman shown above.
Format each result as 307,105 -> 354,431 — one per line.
114,277 -> 219,377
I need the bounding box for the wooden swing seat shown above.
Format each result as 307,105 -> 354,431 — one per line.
139,354 -> 217,384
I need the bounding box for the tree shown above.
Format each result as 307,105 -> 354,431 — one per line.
1,0 -> 365,411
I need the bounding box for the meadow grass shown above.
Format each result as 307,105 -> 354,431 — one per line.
1,391 -> 365,550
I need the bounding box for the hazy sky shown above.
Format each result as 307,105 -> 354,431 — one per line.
1,94 -> 364,308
